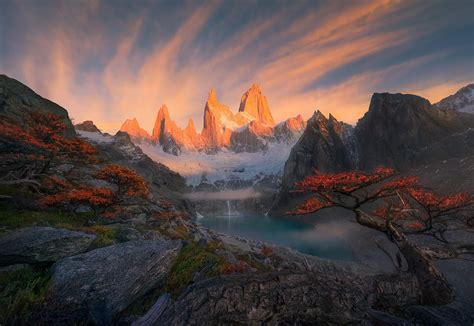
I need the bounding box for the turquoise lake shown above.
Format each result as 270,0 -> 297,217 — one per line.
198,214 -> 353,260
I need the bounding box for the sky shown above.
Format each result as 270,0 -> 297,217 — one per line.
1,0 -> 473,133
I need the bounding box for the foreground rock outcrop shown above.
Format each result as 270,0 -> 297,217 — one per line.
0,227 -> 96,266
45,240 -> 181,324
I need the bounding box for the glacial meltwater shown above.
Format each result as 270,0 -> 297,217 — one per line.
198,214 -> 353,260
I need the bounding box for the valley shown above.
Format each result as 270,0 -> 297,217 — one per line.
1,75 -> 474,325
2,1 -> 474,324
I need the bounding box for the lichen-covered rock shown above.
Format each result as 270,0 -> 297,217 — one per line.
47,240 -> 181,324
156,271 -> 375,324
154,268 -> 425,325
0,227 -> 96,266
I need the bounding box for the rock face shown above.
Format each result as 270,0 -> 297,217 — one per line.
273,91 -> 474,211
230,120 -> 274,152
48,240 -> 182,324
201,89 -> 248,152
75,120 -> 101,133
273,111 -> 356,211
436,83 -> 474,114
274,115 -> 306,142
355,92 -> 474,170
0,74 -> 75,137
155,270 -> 422,325
97,131 -> 189,203
0,227 -> 96,266
238,84 -> 275,125
120,118 -> 151,141
182,118 -> 203,149
150,105 -> 204,155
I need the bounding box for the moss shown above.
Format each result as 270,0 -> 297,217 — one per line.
87,225 -> 120,248
0,207 -> 92,231
121,288 -> 163,316
0,185 -> 35,199
0,206 -> 124,248
237,253 -> 269,271
206,240 -> 222,252
164,242 -> 222,298
0,266 -> 50,324
58,224 -> 120,248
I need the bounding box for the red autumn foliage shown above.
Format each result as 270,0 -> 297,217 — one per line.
220,261 -> 250,274
290,167 -> 473,242
41,165 -> 150,218
261,245 -> 274,256
0,112 -> 97,189
40,187 -> 115,211
151,210 -> 189,221
292,167 -> 394,194
94,164 -> 149,200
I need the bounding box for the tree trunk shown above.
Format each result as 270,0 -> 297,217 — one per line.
356,211 -> 455,305
388,224 -> 455,305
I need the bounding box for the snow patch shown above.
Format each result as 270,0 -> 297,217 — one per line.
77,130 -> 114,143
140,140 -> 297,186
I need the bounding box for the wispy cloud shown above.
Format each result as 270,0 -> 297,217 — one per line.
2,0 -> 473,132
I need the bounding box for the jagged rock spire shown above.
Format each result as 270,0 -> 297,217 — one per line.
238,84 -> 275,125
120,117 -> 150,140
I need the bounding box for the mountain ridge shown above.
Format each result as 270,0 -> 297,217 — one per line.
272,89 -> 474,212
120,84 -> 304,155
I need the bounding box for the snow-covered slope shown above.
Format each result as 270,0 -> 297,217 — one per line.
76,130 -> 114,143
436,83 -> 474,114
140,139 -> 298,186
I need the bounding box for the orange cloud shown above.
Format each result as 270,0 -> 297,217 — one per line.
4,0 -> 472,134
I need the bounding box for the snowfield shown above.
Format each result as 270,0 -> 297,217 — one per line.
77,129 -> 299,187
140,140 -> 297,186
77,130 -> 114,143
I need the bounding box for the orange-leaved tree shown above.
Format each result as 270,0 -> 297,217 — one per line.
40,187 -> 115,214
0,112 -> 96,191
94,164 -> 149,202
290,167 -> 473,304
41,164 -> 149,218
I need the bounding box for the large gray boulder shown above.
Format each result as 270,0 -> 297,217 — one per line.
48,240 -> 182,324
0,227 -> 96,266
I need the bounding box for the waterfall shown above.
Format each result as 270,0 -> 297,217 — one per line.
226,200 -> 231,216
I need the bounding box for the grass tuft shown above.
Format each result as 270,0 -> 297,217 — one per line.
0,266 -> 50,324
164,242 -> 221,298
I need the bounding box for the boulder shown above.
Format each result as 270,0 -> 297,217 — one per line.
0,227 -> 96,266
48,240 -> 182,324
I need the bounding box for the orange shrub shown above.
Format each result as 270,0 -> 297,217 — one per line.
95,164 -> 148,199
